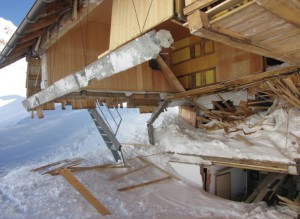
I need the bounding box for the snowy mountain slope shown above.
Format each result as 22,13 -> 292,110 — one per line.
0,18 -> 26,97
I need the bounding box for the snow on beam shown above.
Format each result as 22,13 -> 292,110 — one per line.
22,30 -> 174,111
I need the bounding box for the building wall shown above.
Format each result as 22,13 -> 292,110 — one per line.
45,0 -> 174,93
209,166 -> 246,200
109,0 -> 174,50
171,35 -> 264,90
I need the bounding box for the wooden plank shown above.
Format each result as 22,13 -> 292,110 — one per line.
167,66 -> 298,99
187,10 -> 300,66
212,101 -> 225,111
109,164 -> 152,181
179,106 -> 197,127
156,55 -> 186,92
166,152 -> 291,174
257,0 -> 300,27
42,159 -> 83,175
117,176 -> 172,192
172,53 -> 216,77
183,0 -> 218,15
139,157 -> 181,180
72,0 -> 78,20
282,77 -> 300,96
60,168 -> 111,215
206,0 -> 244,18
277,195 -> 297,206
31,159 -> 69,172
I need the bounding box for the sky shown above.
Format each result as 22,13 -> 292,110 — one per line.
0,0 -> 35,26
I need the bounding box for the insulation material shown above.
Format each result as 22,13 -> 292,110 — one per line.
22,30 -> 173,111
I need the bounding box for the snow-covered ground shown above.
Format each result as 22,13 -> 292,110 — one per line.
0,97 -> 297,219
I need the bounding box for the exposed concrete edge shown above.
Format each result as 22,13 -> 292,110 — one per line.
22,30 -> 174,111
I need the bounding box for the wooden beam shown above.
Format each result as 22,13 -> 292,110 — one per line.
206,0 -> 244,17
156,55 -> 186,92
34,36 -> 42,54
139,157 -> 181,180
187,10 -> 300,66
257,0 -> 300,27
25,17 -> 57,34
60,168 -> 111,216
166,152 -> 291,174
117,176 -> 172,192
72,0 -> 78,20
166,66 -> 298,99
183,0 -> 218,15
19,30 -> 45,44
109,164 -> 152,181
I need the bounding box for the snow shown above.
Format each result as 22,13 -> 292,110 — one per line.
153,107 -> 299,166
0,99 -> 297,218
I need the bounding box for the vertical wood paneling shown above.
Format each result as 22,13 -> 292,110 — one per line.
215,42 -> 263,82
109,0 -> 174,50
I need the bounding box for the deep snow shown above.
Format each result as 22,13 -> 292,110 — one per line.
0,97 -> 297,219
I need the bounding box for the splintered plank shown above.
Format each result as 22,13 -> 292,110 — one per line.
60,168 -> 111,216
117,176 -> 172,192
109,164 -> 152,181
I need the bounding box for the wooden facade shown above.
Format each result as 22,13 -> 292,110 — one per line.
2,0 -> 299,114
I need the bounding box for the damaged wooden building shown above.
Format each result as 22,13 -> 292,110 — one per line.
1,0 -> 300,209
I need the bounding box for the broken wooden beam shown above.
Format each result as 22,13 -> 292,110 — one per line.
60,168 -> 111,216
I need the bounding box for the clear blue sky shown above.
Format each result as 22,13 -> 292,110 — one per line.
0,0 -> 35,26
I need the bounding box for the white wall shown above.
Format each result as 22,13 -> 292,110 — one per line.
169,162 -> 203,189
209,166 -> 246,200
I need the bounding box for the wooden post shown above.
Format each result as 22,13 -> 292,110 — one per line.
72,0 -> 78,20
156,55 -> 186,92
60,168 -> 111,216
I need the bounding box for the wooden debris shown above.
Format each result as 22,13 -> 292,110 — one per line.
235,134 -> 254,146
117,176 -> 172,192
109,164 -> 152,181
60,168 -> 111,216
245,173 -> 287,203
